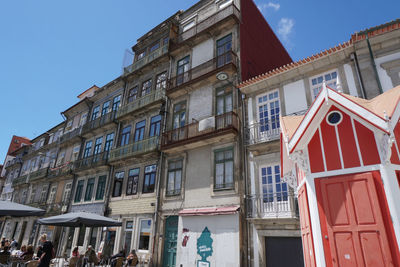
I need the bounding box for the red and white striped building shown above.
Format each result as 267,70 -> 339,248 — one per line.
281,84 -> 400,266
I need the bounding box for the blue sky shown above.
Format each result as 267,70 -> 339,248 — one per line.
0,0 -> 399,162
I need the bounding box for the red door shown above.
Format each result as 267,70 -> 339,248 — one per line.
316,172 -> 395,267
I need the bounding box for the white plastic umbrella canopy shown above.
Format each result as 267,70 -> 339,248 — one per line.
37,212 -> 122,227
0,201 -> 45,217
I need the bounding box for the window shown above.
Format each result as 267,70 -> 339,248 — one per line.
124,221 -> 133,253
163,37 -> 169,46
47,185 -> 57,204
216,34 -> 232,67
141,79 -> 152,96
93,137 -> 103,160
89,228 -> 98,248
74,180 -> 84,203
72,146 -> 80,161
21,190 -> 27,204
80,113 -> 88,126
120,126 -> 131,147
91,106 -> 100,121
216,87 -> 233,115
39,185 -> 48,203
155,72 -> 167,90
62,183 -> 72,204
84,178 -> 95,201
65,120 -> 73,132
95,175 -> 107,200
173,102 -> 186,129
126,168 -> 139,196
113,171 -> 125,197
167,159 -> 182,196
143,165 -> 156,193
149,42 -> 160,53
77,226 -> 86,246
102,101 -> 110,116
83,141 -> 92,158
182,20 -> 195,32
137,50 -> 146,61
57,151 -> 65,166
127,86 -> 138,103
29,187 -> 36,204
257,90 -> 280,134
134,120 -> 146,142
149,115 -> 161,137
214,147 -> 234,190
261,165 -> 288,203
176,56 -> 190,85
138,219 -> 152,251
104,133 -> 114,156
112,95 -> 122,112
310,70 -> 339,99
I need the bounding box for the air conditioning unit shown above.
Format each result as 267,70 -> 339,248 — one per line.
198,116 -> 215,131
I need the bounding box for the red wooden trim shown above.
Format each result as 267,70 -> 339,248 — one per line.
308,129 -> 325,173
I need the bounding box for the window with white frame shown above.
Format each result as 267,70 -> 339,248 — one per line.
310,69 -> 340,99
257,90 -> 280,134
80,113 -> 88,126
260,164 -> 288,203
47,185 -> 57,204
138,219 -> 152,251
29,187 -> 36,204
166,159 -> 183,196
124,220 -> 134,253
214,147 -> 234,190
40,185 -> 48,203
62,183 -> 72,204
71,146 -> 80,161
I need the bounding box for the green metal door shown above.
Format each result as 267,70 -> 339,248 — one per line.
162,216 -> 178,267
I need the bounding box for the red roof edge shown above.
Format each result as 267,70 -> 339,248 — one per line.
178,205 -> 240,216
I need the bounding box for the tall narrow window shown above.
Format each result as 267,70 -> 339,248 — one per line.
84,178 -> 95,201
124,221 -> 133,253
143,165 -> 156,193
167,159 -> 182,196
138,219 -> 152,251
89,228 -> 98,248
102,101 -> 110,116
120,126 -> 131,147
134,120 -> 146,142
216,87 -> 233,115
173,102 -> 186,129
136,50 -> 146,61
95,175 -> 107,200
155,72 -> 167,90
112,95 -> 121,112
104,133 -> 114,155
141,79 -> 152,96
214,148 -> 234,190
216,34 -> 232,67
47,186 -> 57,204
127,86 -> 138,103
91,106 -> 100,121
149,115 -> 161,137
83,141 -> 92,158
29,187 -> 36,204
74,180 -> 84,203
176,56 -> 190,85
39,185 -> 48,203
113,171 -> 124,197
310,70 -> 339,99
126,168 -> 139,196
149,41 -> 160,53
257,90 -> 280,135
62,183 -> 72,204
93,137 -> 103,155
261,165 -> 288,203
80,113 -> 88,126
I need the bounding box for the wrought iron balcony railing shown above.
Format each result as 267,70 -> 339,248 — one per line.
167,51 -> 237,92
74,152 -> 108,172
59,126 -> 82,144
29,167 -> 49,182
109,136 -> 159,162
12,175 -> 28,186
116,89 -> 165,119
245,122 -> 280,145
47,162 -> 74,179
81,111 -> 117,134
162,112 -> 239,149
124,44 -> 169,75
246,192 -> 298,219
177,4 -> 240,44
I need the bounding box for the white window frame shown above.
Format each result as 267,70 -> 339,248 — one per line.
123,219 -> 135,253
256,89 -> 281,138
309,69 -> 340,100
62,182 -> 72,204
40,185 -> 48,203
137,218 -> 152,253
47,185 -> 58,204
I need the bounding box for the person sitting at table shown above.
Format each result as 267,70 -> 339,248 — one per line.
16,245 -> 26,257
126,250 -> 138,267
85,246 -> 98,266
72,247 -> 79,257
110,250 -> 125,267
20,245 -> 34,261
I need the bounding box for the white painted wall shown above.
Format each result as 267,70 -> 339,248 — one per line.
376,51 -> 400,92
343,64 -> 358,97
283,80 -> 308,115
192,39 -> 214,68
176,214 -> 240,267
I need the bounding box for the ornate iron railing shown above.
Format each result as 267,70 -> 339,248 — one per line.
116,89 -> 164,118
109,136 -> 159,162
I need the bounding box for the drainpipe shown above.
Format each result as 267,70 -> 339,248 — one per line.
365,34 -> 383,94
351,52 -> 367,99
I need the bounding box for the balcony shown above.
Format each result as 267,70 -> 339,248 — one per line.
29,167 -> 49,182
12,175 -> 28,187
161,112 -> 239,152
81,111 -> 117,135
59,126 -> 82,145
116,89 -> 165,119
74,152 -> 108,172
245,122 -> 280,146
109,136 -> 159,162
247,193 -> 298,219
47,163 -> 73,179
167,51 -> 237,96
176,4 -> 240,44
124,44 -> 169,75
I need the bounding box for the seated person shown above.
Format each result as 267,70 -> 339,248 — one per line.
0,246 -> 10,264
17,245 -> 27,257
110,250 -> 125,267
71,247 -> 79,258
85,246 -> 98,265
126,250 -> 138,266
21,245 -> 34,261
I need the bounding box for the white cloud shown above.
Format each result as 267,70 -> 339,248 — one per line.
277,17 -> 294,41
257,2 -> 280,13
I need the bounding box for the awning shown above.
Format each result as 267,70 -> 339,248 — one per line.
37,212 -> 122,227
179,205 -> 240,216
0,201 -> 45,217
